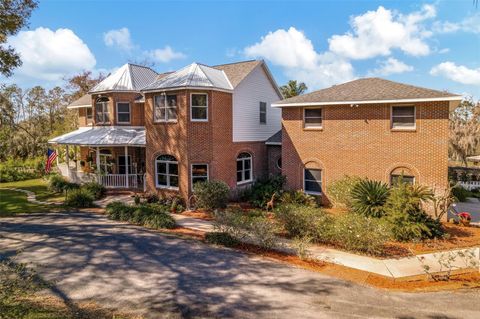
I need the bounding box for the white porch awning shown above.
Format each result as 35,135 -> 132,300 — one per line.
48,126 -> 145,147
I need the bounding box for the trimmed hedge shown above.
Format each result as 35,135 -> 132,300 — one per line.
65,188 -> 94,208
105,202 -> 175,229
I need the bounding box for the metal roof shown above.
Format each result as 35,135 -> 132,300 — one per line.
67,94 -> 91,109
90,63 -> 158,93
265,130 -> 282,145
48,126 -> 145,147
141,63 -> 233,92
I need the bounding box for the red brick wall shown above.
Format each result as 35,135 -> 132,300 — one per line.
282,101 -> 450,205
144,89 -> 268,199
267,145 -> 282,176
91,92 -> 144,126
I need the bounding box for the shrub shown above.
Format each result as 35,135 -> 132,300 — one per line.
205,232 -> 239,247
451,185 -> 471,202
240,175 -> 286,208
278,190 -> 317,207
213,208 -> 250,239
134,194 -> 141,205
194,180 -> 230,210
81,182 -> 106,200
65,188 -> 94,208
331,213 -> 390,255
328,175 -> 362,208
159,195 -> 185,213
247,216 -> 279,249
384,183 -> 444,241
274,204 -> 333,241
48,174 -> 69,193
105,202 -> 175,229
350,179 -> 389,217
145,192 -> 159,203
0,157 -> 44,182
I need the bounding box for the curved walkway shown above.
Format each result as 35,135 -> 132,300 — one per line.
5,188 -> 55,205
1,212 -> 479,319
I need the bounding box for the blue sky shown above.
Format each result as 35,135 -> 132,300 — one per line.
5,0 -> 480,98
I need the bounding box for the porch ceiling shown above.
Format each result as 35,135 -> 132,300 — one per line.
48,126 -> 145,147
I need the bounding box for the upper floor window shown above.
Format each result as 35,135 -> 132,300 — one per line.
116,102 -> 131,124
304,108 -> 322,128
304,168 -> 322,195
191,93 -> 208,121
155,154 -> 178,189
95,97 -> 110,124
259,102 -> 267,124
237,152 -> 252,184
154,94 -> 177,122
86,107 -> 93,124
391,106 -> 415,129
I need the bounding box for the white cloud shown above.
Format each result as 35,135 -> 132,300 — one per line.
103,27 -> 133,51
430,62 -> 480,85
244,27 -> 354,89
328,5 -> 435,59
433,14 -> 480,34
368,57 -> 413,76
438,48 -> 450,54
7,27 -> 96,82
144,46 -> 186,63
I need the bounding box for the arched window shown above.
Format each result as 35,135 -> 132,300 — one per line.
390,167 -> 415,185
276,157 -> 282,170
155,154 -> 179,189
95,96 -> 110,124
237,152 -> 252,184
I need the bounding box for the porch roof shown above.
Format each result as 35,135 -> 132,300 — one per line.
48,126 -> 145,147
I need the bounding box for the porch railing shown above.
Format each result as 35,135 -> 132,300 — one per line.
459,181 -> 480,191
98,174 -> 145,189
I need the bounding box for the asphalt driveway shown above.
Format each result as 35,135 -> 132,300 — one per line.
0,212 -> 479,319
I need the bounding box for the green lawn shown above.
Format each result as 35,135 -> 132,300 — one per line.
0,179 -> 64,216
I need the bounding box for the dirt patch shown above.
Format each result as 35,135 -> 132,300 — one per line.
160,226 -> 206,240
180,209 -> 214,220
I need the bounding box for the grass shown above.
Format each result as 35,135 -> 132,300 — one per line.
0,178 -> 64,216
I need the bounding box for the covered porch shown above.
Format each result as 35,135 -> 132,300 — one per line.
49,126 -> 146,190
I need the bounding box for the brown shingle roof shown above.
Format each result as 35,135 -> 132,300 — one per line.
274,78 -> 460,106
213,60 -> 262,88
265,130 -> 282,145
67,94 -> 91,108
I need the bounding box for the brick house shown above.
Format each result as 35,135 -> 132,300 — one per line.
271,78 -> 462,206
49,60 -> 282,198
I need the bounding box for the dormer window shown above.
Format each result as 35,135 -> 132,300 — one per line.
95,97 -> 110,124
116,102 -> 131,124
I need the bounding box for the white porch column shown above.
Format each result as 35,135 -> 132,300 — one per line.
124,146 -> 129,188
96,146 -> 100,174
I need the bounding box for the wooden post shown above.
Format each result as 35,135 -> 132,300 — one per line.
65,145 -> 70,168
96,146 -> 100,174
124,146 -> 129,188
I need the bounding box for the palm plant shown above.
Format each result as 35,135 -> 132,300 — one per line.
280,80 -> 308,98
350,179 -> 390,218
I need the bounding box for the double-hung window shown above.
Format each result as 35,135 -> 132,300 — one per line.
154,94 -> 177,122
117,155 -> 132,175
95,98 -> 110,124
237,153 -> 252,184
304,168 -> 322,195
116,102 -> 131,124
191,164 -> 209,190
155,155 -> 179,189
304,108 -> 322,128
259,102 -> 267,124
191,93 -> 208,121
391,106 -> 415,129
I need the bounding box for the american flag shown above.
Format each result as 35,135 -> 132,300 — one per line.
45,148 -> 58,173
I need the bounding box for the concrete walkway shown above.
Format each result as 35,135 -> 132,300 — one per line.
5,188 -> 61,206
172,213 -> 480,279
1,212 -> 480,319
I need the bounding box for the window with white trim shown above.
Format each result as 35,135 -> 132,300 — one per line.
259,101 -> 267,124
391,106 -> 415,129
191,164 -> 209,190
95,97 -> 110,124
155,155 -> 179,189
191,93 -> 208,121
154,94 -> 177,122
117,155 -> 132,175
116,102 -> 131,124
237,152 -> 252,184
304,108 -> 322,128
304,168 -> 322,195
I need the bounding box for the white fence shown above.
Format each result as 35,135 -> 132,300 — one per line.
98,174 -> 145,189
459,181 -> 480,191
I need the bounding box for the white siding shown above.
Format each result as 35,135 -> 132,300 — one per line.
232,65 -> 282,142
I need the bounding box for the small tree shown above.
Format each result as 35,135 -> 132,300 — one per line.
280,80 -> 307,98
